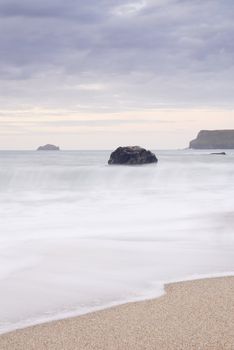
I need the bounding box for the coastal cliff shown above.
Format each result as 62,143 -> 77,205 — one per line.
189,130 -> 234,149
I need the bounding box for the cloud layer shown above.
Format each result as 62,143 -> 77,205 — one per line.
1,0 -> 234,108
0,0 -> 233,148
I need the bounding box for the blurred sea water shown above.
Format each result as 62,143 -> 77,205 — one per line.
0,149 -> 234,333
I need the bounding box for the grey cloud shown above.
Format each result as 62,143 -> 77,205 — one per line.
0,0 -> 233,110
0,0 -> 113,20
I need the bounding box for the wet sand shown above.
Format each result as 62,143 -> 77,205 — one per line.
0,276 -> 233,350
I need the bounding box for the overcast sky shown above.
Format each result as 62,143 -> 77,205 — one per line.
0,0 -> 234,149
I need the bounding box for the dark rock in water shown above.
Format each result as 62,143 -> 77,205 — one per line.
108,146 -> 158,165
210,152 -> 226,155
189,130 -> 234,149
37,144 -> 60,151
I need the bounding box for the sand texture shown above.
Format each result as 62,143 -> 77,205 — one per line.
0,276 -> 234,350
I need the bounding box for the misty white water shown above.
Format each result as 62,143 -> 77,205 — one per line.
0,150 -> 234,334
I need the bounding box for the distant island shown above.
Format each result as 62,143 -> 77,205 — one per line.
189,130 -> 234,149
37,144 -> 60,151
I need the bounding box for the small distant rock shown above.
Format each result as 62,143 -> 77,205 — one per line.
210,152 -> 226,155
37,144 -> 60,151
108,146 -> 158,165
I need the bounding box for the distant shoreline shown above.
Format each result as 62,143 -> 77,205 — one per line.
0,148 -> 234,151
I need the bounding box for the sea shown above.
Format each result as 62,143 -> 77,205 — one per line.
0,149 -> 234,333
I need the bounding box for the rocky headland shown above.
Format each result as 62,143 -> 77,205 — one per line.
189,130 -> 234,149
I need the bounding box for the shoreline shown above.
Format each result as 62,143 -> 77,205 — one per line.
1,271 -> 234,336
1,275 -> 234,349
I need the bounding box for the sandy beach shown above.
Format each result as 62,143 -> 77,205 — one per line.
0,276 -> 233,350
